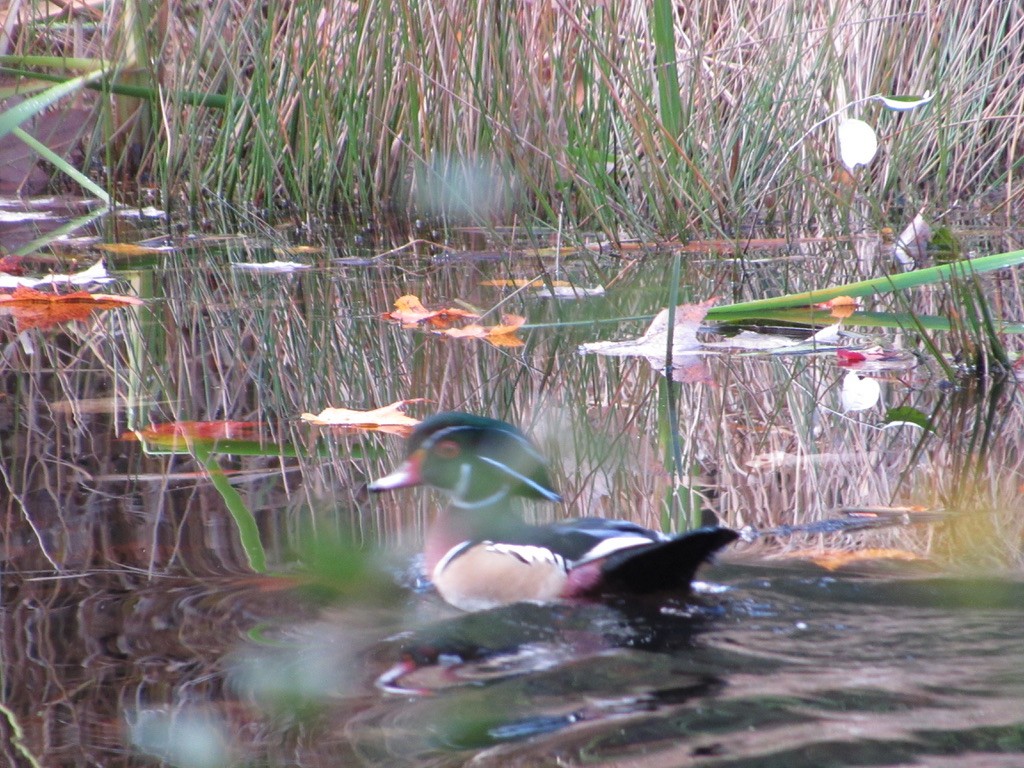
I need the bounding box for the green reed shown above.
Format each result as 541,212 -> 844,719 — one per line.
4,0 -> 1024,234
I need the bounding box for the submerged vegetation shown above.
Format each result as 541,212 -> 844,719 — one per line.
3,1 -> 1024,234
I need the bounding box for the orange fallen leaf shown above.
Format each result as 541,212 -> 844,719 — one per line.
439,314 -> 525,347
479,278 -> 571,288
780,547 -> 925,571
300,399 -> 424,435
0,286 -> 143,330
383,295 -> 478,328
276,245 -> 323,255
94,243 -> 166,256
813,295 -> 860,319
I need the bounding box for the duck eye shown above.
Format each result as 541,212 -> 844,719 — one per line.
433,439 -> 461,459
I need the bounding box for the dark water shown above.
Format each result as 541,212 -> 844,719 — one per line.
341,567 -> 1024,766
215,564 -> 1024,767
8,554 -> 1024,766
2,213 -> 1024,766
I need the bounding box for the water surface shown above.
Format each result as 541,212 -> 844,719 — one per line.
1,213 -> 1023,765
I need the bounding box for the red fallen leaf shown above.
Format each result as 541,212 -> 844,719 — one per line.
0,286 -> 142,330
120,421 -> 265,450
837,348 -> 867,365
301,399 -> 424,435
120,423 -> 264,448
837,345 -> 908,367
439,314 -> 526,347
0,255 -> 24,276
383,295 -> 478,328
135,421 -> 263,440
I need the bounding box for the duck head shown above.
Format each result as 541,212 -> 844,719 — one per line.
368,412 -> 562,509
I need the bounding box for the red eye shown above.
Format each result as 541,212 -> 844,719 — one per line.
433,439 -> 460,459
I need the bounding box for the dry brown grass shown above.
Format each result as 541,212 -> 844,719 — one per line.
4,1 -> 1024,233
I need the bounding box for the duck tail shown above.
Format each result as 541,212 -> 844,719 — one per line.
599,527 -> 738,594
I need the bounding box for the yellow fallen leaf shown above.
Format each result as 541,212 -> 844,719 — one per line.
300,399 -> 424,435
383,294 -> 478,328
439,314 -> 525,347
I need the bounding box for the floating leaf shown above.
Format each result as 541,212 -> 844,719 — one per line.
840,371 -> 881,412
94,243 -> 167,256
883,406 -> 933,432
535,285 -> 605,299
837,119 -> 878,171
835,345 -> 917,371
892,213 -> 932,269
929,227 -> 963,263
480,278 -> 570,288
301,399 -> 424,435
232,260 -> 312,273
813,295 -> 860,318
276,245 -> 323,255
122,420 -> 264,451
808,323 -> 842,344
780,547 -> 926,571
121,421 -> 295,461
0,255 -> 24,275
579,298 -> 717,383
837,348 -> 867,364
0,259 -> 114,289
439,314 -> 526,347
580,299 -> 715,359
0,286 -> 142,330
875,91 -> 933,111
383,295 -> 478,328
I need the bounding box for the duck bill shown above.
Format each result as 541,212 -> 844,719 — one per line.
367,451 -> 424,492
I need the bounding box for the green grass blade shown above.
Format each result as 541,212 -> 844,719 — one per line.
0,66 -> 233,109
11,206 -> 109,258
714,307 -> 1024,334
0,54 -> 108,71
0,69 -> 104,139
192,442 -> 267,573
12,126 -> 108,202
707,250 -> 1024,319
651,0 -> 681,140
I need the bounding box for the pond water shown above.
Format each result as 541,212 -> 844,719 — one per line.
2,206 -> 1024,766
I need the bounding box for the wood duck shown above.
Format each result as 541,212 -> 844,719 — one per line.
368,412 -> 738,611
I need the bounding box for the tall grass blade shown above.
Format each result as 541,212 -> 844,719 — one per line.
192,442 -> 267,573
12,126 -> 109,202
651,0 -> 682,141
0,69 -> 104,139
707,250 -> 1024,319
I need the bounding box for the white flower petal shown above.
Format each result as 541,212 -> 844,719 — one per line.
838,119 -> 879,171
